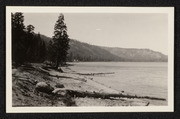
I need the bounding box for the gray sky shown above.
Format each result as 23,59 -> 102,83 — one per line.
23,13 -> 168,55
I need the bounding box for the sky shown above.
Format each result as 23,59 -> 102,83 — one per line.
23,13 -> 168,55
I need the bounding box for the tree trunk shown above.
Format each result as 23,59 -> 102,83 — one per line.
64,90 -> 166,101
55,61 -> 59,70
55,52 -> 60,70
55,60 -> 63,72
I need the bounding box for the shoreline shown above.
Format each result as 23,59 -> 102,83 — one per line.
12,63 -> 167,107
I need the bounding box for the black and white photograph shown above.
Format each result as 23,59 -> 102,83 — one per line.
6,7 -> 174,112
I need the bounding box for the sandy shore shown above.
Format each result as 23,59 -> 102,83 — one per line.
12,63 -> 167,107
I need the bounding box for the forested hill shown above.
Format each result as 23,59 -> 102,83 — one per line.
39,35 -> 122,61
68,40 -> 123,61
101,47 -> 168,62
40,34 -> 168,62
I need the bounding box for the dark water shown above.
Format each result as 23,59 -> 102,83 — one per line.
69,62 -> 167,99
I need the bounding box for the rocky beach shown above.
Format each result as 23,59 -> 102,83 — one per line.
12,63 -> 167,107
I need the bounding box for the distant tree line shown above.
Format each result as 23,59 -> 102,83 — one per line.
12,12 -> 70,69
66,52 -> 119,62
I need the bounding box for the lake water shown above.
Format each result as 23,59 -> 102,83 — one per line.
69,62 -> 168,99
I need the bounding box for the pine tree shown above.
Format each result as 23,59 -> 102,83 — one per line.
25,24 -> 35,62
37,33 -> 46,62
12,12 -> 26,66
51,13 -> 70,70
47,40 -> 56,64
12,13 -> 47,64
26,24 -> 35,33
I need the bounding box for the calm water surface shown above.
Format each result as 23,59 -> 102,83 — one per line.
69,62 -> 167,99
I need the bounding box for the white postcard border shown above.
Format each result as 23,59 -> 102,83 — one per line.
6,6 -> 174,113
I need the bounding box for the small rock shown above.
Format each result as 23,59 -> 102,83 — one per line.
52,88 -> 66,96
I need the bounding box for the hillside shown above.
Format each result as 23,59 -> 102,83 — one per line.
67,40 -> 123,61
102,47 -> 168,62
40,34 -> 168,62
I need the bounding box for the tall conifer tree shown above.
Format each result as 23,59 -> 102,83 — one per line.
52,13 -> 70,70
12,12 -> 26,66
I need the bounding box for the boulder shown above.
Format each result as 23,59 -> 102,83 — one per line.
35,82 -> 54,94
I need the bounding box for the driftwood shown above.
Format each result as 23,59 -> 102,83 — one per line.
38,67 -> 51,75
63,90 -> 166,101
38,67 -> 166,101
38,67 -> 87,82
76,72 -> 115,76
